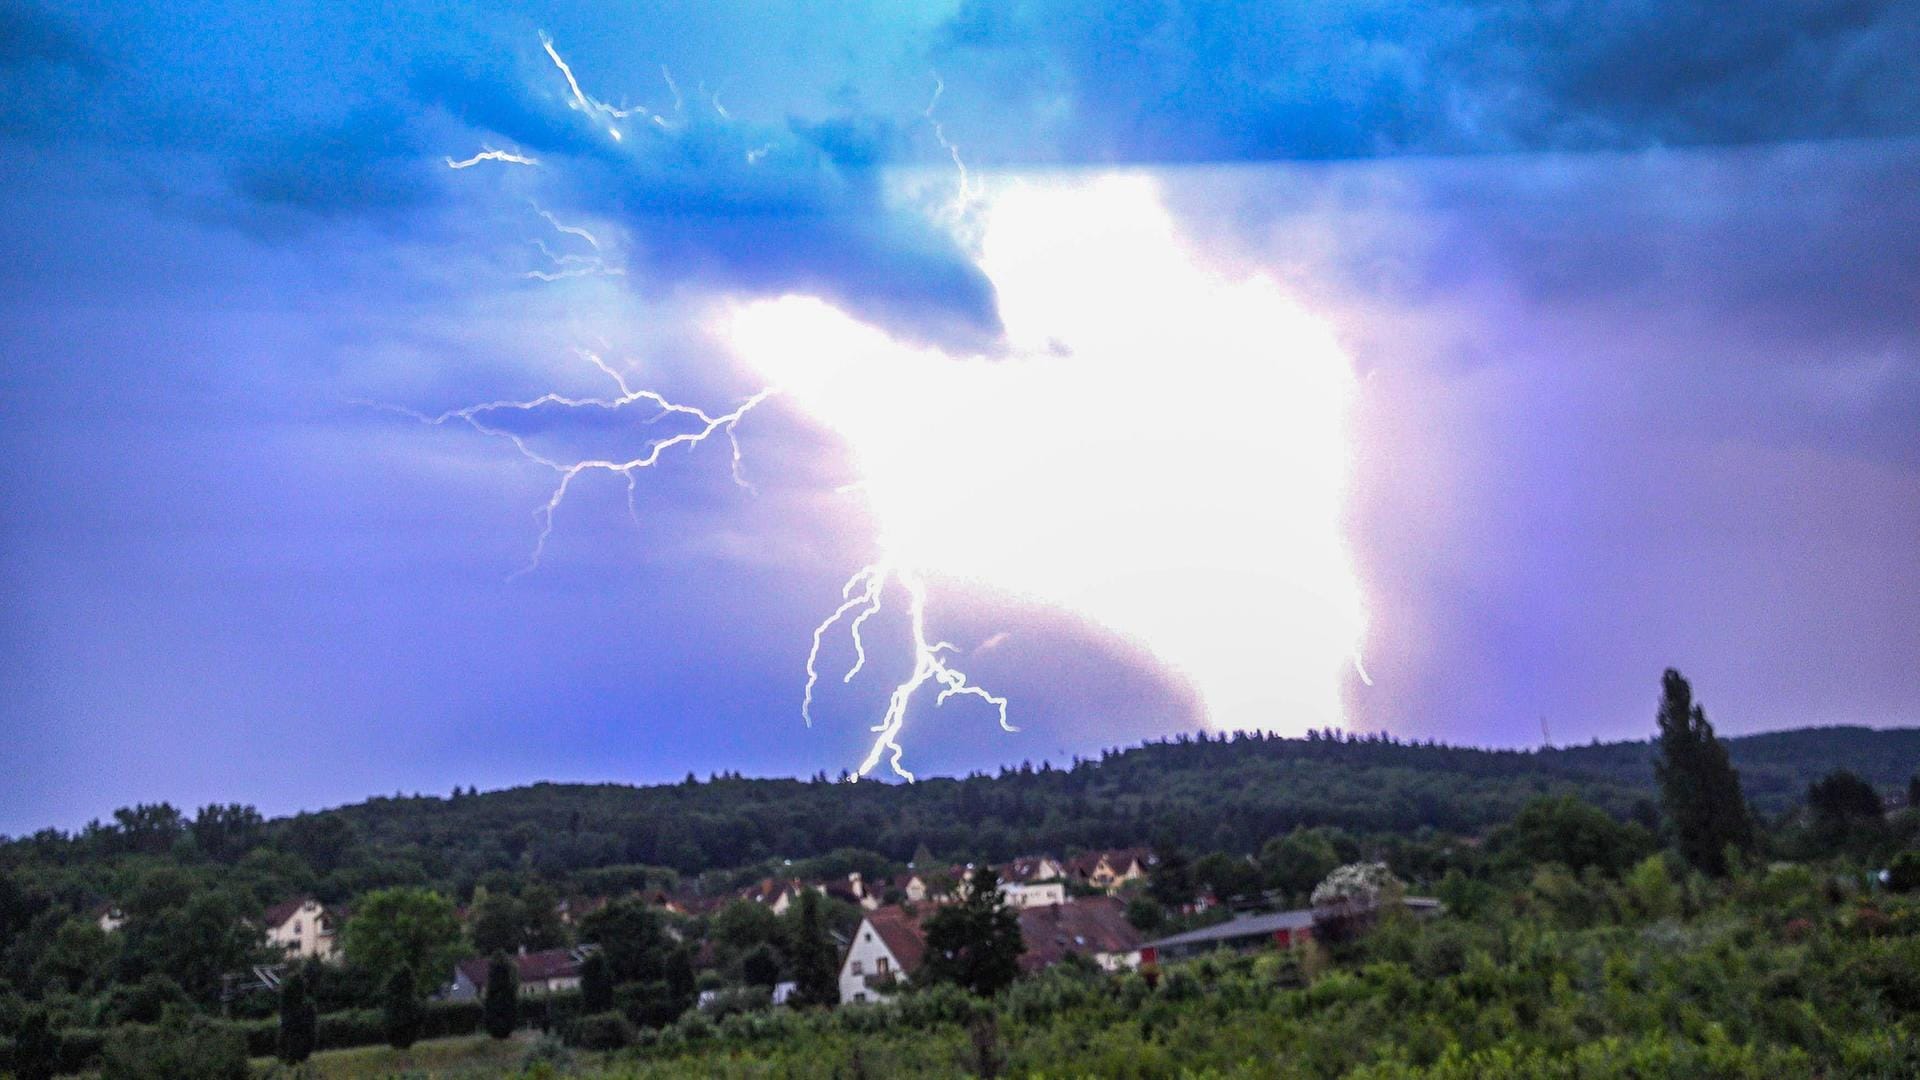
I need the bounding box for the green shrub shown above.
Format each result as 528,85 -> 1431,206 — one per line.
1888,851 -> 1920,893
566,1009 -> 636,1050
98,1014 -> 247,1080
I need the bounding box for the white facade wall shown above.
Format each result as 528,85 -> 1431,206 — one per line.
837,919 -> 906,1004
999,881 -> 1067,909
265,900 -> 335,961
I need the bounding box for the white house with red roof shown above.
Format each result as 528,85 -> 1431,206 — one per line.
445,946 -> 596,1001
838,905 -> 929,1004
262,897 -> 337,961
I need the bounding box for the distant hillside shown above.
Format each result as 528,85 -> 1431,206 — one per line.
1546,725 -> 1920,811
258,724 -> 1916,895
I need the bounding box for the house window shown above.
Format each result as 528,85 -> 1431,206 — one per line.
854,992 -> 867,1003
292,921 -> 302,935
876,957 -> 889,974
850,960 -> 863,975
864,932 -> 872,942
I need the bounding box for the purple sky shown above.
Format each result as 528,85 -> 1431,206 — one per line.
1,0 -> 1916,834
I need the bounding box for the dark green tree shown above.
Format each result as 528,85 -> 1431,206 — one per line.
342,887 -> 464,992
467,889 -> 523,957
1807,770 -> 1883,828
382,964 -> 424,1050
1260,829 -> 1342,902
578,898 -> 671,984
1909,772 -> 1920,811
517,883 -> 566,950
665,943 -> 697,1012
277,964 -> 319,1064
11,1004 -> 60,1080
1146,847 -> 1194,908
190,804 -> 264,864
579,948 -> 614,1012
1653,669 -> 1753,876
1124,893 -> 1166,933
741,942 -> 782,988
1192,852 -> 1265,903
922,866 -> 1024,996
1489,795 -> 1654,877
785,888 -> 840,1007
482,951 -> 518,1039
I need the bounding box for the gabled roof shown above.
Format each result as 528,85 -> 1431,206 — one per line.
998,856 -> 1063,883
1016,896 -> 1144,971
861,906 -> 930,975
262,897 -> 318,927
456,947 -> 586,990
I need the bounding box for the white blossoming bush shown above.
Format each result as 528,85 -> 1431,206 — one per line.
1309,861 -> 1404,911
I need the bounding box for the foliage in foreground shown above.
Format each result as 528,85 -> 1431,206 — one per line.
543,866 -> 1920,1079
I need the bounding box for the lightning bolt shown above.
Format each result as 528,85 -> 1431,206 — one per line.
540,31 -> 672,140
446,147 -> 539,169
924,73 -> 982,228
407,33 -> 1014,782
524,208 -> 622,281
803,563 -> 1014,782
375,351 -> 772,576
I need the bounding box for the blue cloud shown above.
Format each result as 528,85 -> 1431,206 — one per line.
933,0 -> 1920,161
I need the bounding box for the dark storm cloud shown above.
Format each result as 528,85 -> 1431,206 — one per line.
414,54 -> 1004,348
0,1 -> 1001,346
934,0 -> 1920,161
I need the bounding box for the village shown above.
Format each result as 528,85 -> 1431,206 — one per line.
96,846 -> 1428,1018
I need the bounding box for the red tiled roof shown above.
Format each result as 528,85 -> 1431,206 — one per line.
863,905 -> 931,975
262,898 -> 314,927
457,948 -> 582,990
1016,896 -> 1144,972
998,856 -> 1062,883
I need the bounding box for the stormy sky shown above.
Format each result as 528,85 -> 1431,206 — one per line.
2,0 -> 1915,834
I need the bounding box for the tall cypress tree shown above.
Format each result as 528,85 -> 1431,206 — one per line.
787,889 -> 839,1007
277,965 -> 318,1064
1653,668 -> 1753,876
383,964 -> 424,1050
579,949 -> 614,1013
482,951 -> 518,1039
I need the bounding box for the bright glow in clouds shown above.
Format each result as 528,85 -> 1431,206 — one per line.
728,175 -> 1367,739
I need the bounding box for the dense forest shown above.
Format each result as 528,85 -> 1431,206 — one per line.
7,724 -> 1913,908
2,705 -> 1917,1077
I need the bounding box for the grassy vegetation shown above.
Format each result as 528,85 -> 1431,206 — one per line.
496,860 -> 1920,1079
249,1032 -> 589,1079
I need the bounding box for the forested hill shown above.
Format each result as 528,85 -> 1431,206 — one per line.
44,724 -> 1893,898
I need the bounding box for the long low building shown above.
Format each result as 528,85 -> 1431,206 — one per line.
1145,897 -> 1441,961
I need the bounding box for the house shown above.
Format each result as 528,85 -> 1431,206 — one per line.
261,898 -> 338,962
991,857 -> 1069,909
844,872 -> 884,910
1000,855 -> 1067,883
1066,849 -> 1154,893
93,904 -> 126,933
838,906 -> 929,1004
556,895 -> 609,925
699,980 -> 799,1009
1017,896 -> 1145,973
740,877 -> 820,915
445,945 -> 597,1001
997,879 -> 1068,909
